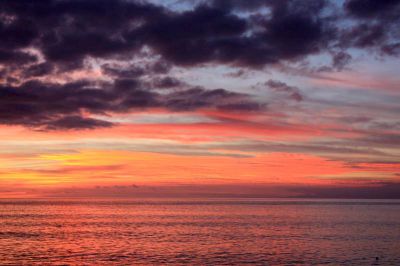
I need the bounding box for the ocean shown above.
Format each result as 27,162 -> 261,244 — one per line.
0,199 -> 399,265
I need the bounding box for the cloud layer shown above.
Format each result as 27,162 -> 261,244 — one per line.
1,0 -> 399,129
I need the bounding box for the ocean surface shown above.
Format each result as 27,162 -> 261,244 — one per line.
0,198 -> 399,265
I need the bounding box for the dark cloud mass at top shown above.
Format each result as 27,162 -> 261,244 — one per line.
0,0 -> 399,129
345,0 -> 400,18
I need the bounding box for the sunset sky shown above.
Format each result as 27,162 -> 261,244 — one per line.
0,0 -> 399,198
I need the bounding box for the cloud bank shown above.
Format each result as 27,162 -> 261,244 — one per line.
1,0 -> 399,129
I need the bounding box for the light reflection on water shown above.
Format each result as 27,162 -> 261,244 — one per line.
0,199 -> 399,265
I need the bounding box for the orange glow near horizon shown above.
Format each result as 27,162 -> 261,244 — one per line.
0,106 -> 399,198
0,148 -> 392,189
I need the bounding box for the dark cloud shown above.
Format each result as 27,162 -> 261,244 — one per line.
44,115 -> 113,130
43,32 -> 129,63
343,0 -> 400,55
0,0 -> 334,71
382,42 -> 400,56
317,51 -> 353,72
341,24 -> 385,48
102,64 -> 146,78
0,79 -> 261,130
22,62 -> 54,78
291,182 -> 400,199
152,76 -> 183,88
265,79 -> 303,102
0,17 -> 38,49
0,50 -> 37,64
0,0 -> 163,68
345,0 -> 400,18
128,5 -> 249,66
0,0 -> 398,71
332,51 -> 352,70
210,0 -> 272,11
164,86 -> 260,111
0,80 -> 112,129
226,69 -> 247,78
102,60 -> 172,79
262,8 -> 326,60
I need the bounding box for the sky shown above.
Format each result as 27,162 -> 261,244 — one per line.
0,0 -> 399,198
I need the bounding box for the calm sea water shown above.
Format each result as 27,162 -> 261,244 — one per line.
0,199 -> 399,265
